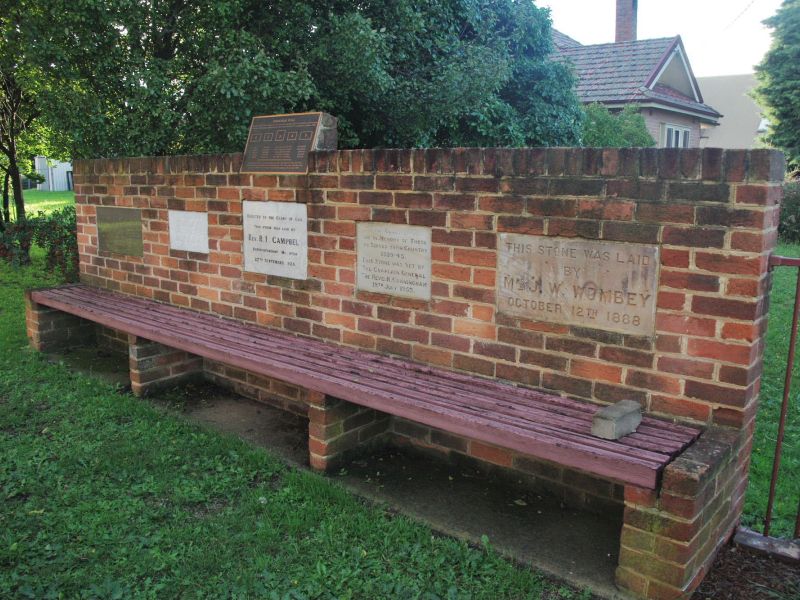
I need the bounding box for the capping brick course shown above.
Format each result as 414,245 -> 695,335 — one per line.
71,147 -> 783,599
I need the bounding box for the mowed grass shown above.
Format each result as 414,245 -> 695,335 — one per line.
742,242 -> 800,538
22,190 -> 76,215
0,255 -> 570,598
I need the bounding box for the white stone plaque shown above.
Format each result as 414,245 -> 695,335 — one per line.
357,223 -> 431,300
168,210 -> 209,253
243,201 -> 308,279
497,234 -> 659,335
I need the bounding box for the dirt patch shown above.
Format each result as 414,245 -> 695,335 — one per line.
692,542 -> 800,599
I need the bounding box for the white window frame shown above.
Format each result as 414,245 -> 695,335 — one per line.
662,124 -> 691,148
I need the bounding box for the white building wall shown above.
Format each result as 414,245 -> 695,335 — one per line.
35,156 -> 73,192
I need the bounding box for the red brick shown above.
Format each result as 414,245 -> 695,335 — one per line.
656,314 -> 717,337
497,216 -> 544,234
696,206 -> 766,228
691,296 -> 759,321
408,340 -> 451,364
570,359 -> 622,383
731,279 -> 762,300
651,395 -> 711,422
625,370 -> 681,394
474,341 -> 515,361
431,263 -> 472,282
599,346 -> 653,368
415,313 -> 452,332
636,202 -> 694,224
453,248 -> 495,267
478,195 -> 524,214
657,356 -> 714,379
469,441 -> 513,467
547,219 -> 600,238
687,338 -> 752,365
695,252 -> 764,276
542,372 -> 592,398
453,353 -> 495,376
685,380 -> 751,407
376,175 -> 413,190
577,199 -> 634,221
660,270 -> 719,292
496,364 -> 541,387
661,248 -> 690,268
450,212 -> 494,230
662,227 -> 725,248
657,291 -> 686,310
735,184 -> 782,206
721,322 -> 758,342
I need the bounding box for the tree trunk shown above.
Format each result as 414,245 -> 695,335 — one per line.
1,171 -> 8,229
8,157 -> 25,222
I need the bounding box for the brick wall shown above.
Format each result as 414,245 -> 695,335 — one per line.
74,147 -> 781,434
72,146 -> 782,599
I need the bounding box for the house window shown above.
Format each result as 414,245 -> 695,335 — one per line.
663,125 -> 690,148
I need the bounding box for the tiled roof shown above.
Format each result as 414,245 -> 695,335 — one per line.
553,33 -> 721,120
552,29 -> 582,51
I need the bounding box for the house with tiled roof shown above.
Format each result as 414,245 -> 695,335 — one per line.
553,0 -> 721,148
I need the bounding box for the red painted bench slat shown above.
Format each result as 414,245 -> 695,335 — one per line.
31,284 -> 702,489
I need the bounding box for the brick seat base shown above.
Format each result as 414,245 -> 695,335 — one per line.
26,284 -> 745,599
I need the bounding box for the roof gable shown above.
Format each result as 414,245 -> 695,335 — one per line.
553,32 -> 719,121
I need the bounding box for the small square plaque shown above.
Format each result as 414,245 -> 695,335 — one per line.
243,201 -> 308,279
168,210 -> 208,253
357,223 -> 432,300
96,207 -> 143,257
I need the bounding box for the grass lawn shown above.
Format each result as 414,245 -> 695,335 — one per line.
0,252 -> 575,598
21,190 -> 76,216
742,242 -> 800,538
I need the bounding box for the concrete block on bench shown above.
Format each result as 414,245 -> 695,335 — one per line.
592,400 -> 642,440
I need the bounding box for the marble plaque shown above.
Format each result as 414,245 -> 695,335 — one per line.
168,210 -> 208,253
357,223 -> 431,300
96,207 -> 143,257
241,112 -> 322,174
497,234 -> 659,335
243,201 -> 308,279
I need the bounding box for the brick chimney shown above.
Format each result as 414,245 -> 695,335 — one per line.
616,0 -> 638,42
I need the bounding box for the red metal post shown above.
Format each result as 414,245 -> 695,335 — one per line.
764,258 -> 800,537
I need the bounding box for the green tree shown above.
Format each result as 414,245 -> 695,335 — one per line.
580,104 -> 655,148
756,0 -> 800,169
25,0 -> 581,158
1,0 -> 69,230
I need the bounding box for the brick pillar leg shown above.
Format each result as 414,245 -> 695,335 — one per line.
615,427 -> 742,599
307,391 -> 390,472
128,335 -> 203,396
25,290 -> 96,352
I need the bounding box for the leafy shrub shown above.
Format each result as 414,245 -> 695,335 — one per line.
32,206 -> 79,281
581,103 -> 656,148
778,181 -> 800,242
0,219 -> 35,266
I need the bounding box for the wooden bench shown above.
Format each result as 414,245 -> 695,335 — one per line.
26,284 -> 701,490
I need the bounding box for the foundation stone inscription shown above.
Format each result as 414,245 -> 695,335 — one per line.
497,233 -> 659,335
243,201 -> 308,279
357,223 -> 431,300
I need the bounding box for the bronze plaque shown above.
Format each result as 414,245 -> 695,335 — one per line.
497,234 -> 659,335
96,207 -> 143,257
241,112 -> 322,174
